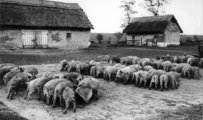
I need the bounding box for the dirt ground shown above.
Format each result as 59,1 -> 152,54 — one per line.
0,64 -> 203,120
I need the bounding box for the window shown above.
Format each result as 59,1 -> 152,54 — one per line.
66,33 -> 72,41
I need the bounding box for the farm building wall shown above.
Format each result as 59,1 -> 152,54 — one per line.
49,30 -> 91,49
0,30 -> 22,48
163,22 -> 180,47
126,34 -> 163,46
0,30 -> 91,49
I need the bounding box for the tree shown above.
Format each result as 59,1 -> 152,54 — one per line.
96,34 -> 103,44
120,0 -> 137,29
108,37 -> 112,44
193,35 -> 199,42
144,0 -> 168,16
114,32 -> 123,43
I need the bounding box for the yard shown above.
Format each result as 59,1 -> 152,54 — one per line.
0,46 -> 203,120
0,46 -> 198,65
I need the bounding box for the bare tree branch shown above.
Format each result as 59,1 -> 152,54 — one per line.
120,0 -> 137,29
144,0 -> 168,16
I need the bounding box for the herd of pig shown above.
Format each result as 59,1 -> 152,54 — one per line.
0,64 -> 100,114
60,54 -> 202,91
0,53 -> 202,114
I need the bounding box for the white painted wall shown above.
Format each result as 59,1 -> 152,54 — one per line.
49,30 -> 91,49
0,30 -> 22,47
164,22 -> 180,46
0,29 -> 91,49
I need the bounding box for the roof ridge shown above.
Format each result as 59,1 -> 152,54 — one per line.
0,0 -> 80,10
133,14 -> 174,19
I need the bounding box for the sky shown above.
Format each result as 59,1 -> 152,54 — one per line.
50,0 -> 203,35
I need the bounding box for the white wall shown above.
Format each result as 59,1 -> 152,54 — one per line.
0,29 -> 91,49
49,30 -> 91,49
164,22 -> 181,46
0,30 -> 22,47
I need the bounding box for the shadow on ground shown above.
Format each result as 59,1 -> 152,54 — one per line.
0,101 -> 28,120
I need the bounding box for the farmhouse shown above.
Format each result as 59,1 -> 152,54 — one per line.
0,0 -> 93,49
123,15 -> 183,47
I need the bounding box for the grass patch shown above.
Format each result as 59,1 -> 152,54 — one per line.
0,46 -> 198,65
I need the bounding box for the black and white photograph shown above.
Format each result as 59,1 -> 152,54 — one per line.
0,0 -> 203,119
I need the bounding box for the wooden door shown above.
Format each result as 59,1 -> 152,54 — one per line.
22,31 -> 35,48
22,30 -> 48,48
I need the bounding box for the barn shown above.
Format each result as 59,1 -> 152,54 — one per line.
0,0 -> 93,49
123,15 -> 183,47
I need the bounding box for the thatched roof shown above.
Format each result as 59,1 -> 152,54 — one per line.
0,0 -> 93,30
123,15 -> 183,34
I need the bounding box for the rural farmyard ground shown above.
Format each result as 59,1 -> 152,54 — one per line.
0,47 -> 203,120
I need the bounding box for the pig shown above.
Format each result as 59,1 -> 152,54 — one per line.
25,67 -> 38,79
108,56 -> 120,64
68,60 -> 81,72
137,58 -> 151,67
178,55 -> 187,63
90,66 -> 97,77
76,62 -> 93,75
104,66 -> 118,80
89,60 -> 102,66
113,63 -> 126,69
132,70 -> 143,86
159,74 -> 169,91
96,55 -> 110,62
149,70 -> 165,77
43,79 -> 67,105
115,67 -> 134,83
7,72 -> 32,100
128,64 -> 142,72
198,58 -> 203,68
190,67 -> 201,80
120,56 -> 135,65
166,72 -> 181,89
139,71 -> 152,88
95,65 -> 106,78
3,66 -> 24,86
149,75 -> 159,89
162,61 -> 172,72
143,66 -> 154,71
62,86 -> 76,114
154,59 -> 164,69
187,57 -> 200,66
77,77 -> 100,101
60,60 -> 68,72
53,80 -> 75,107
24,75 -> 54,100
171,63 -> 190,73
132,56 -> 141,64
181,65 -> 191,78
59,72 -> 83,85
0,65 -> 16,84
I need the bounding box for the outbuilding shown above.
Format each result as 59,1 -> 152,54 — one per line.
0,0 -> 93,49
123,15 -> 183,47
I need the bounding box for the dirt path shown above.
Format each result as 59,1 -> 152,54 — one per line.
0,64 -> 203,120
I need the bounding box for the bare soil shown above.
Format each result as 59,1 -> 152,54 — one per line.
0,64 -> 203,120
